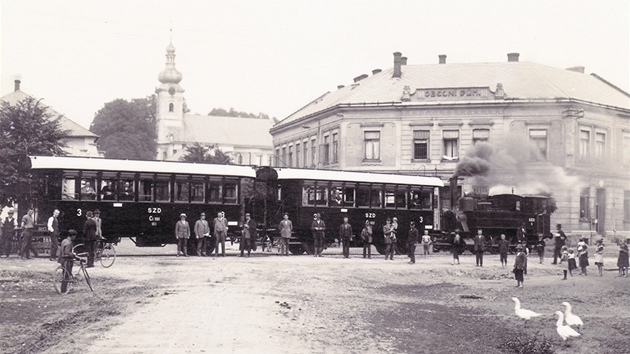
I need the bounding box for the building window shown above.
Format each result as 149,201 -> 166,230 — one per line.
624,190 -> 630,222
295,143 -> 301,167
332,133 -> 338,164
580,187 -> 590,220
413,130 -> 430,160
288,145 -> 293,167
303,140 -> 309,167
322,135 -> 330,165
281,147 -> 287,167
443,130 -> 459,160
472,129 -> 490,144
364,131 -> 381,161
311,138 -> 316,167
529,129 -> 547,161
274,148 -> 280,167
169,103 -> 174,112
595,132 -> 605,159
624,132 -> 630,166
579,129 -> 590,160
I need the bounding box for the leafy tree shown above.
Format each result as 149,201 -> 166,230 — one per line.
0,96 -> 69,208
208,107 -> 274,120
89,95 -> 157,159
180,143 -> 232,165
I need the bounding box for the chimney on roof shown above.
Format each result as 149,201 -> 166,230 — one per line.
507,52 -> 520,62
401,57 -> 408,65
14,80 -> 21,92
372,69 -> 382,75
353,74 -> 368,83
566,66 -> 585,73
438,54 -> 447,64
337,84 -> 345,89
393,52 -> 402,78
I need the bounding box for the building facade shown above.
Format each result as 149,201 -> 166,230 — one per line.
154,42 -> 274,165
270,52 -> 630,237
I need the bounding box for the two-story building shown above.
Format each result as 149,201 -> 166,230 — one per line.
270,52 -> 630,237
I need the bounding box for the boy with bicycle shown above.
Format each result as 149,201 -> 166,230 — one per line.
60,230 -> 78,293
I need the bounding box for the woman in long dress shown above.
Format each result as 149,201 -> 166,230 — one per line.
617,241 -> 629,277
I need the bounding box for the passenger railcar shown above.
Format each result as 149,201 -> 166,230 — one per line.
28,156 -> 256,251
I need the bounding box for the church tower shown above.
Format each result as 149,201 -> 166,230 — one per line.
155,41 -> 185,160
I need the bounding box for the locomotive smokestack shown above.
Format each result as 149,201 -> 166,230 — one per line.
450,176 -> 459,210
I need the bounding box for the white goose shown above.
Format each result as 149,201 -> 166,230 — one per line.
561,302 -> 584,330
554,311 -> 581,345
511,297 -> 542,321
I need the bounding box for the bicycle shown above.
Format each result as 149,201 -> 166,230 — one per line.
52,244 -> 94,295
95,238 -> 117,268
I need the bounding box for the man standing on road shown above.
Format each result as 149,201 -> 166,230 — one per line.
47,209 -> 61,262
213,211 -> 228,257
383,218 -> 394,260
339,216 -> 353,259
473,229 -> 485,267
498,233 -> 509,268
407,221 -> 419,264
175,213 -> 190,257
83,211 -> 97,267
421,230 -> 432,257
361,220 -> 372,259
311,213 -> 325,257
20,208 -> 37,260
552,224 -> 567,265
240,213 -> 256,257
278,213 -> 292,256
1,209 -> 17,257
60,229 -> 78,293
194,213 -> 210,256
93,209 -> 105,240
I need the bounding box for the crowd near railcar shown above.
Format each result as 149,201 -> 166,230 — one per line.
260,167 -> 444,255
28,156 -> 256,253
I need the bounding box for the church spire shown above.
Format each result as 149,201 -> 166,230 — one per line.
158,40 -> 183,84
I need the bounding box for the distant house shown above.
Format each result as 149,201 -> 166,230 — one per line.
154,42 -> 273,165
1,80 -> 100,157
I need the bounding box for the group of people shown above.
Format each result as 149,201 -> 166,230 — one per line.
174,211 -> 230,257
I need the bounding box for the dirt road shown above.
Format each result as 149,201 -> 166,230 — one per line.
1,242 -> 629,354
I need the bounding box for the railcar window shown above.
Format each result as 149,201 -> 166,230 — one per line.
100,178 -> 117,201
174,177 -> 190,202
344,187 -> 356,207
385,188 -> 406,208
139,178 -> 153,201
207,178 -> 222,203
409,189 -> 432,210
119,176 -> 135,201
191,177 -> 205,203
62,174 -> 78,200
330,186 -> 343,207
224,180 -> 238,204
302,185 -> 328,206
356,185 -> 371,208
80,177 -> 97,200
154,175 -> 170,202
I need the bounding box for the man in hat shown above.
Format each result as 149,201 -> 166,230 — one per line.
175,213 -> 190,257
93,209 -> 105,241
513,244 -> 526,287
552,224 -> 567,265
311,213 -> 326,257
47,209 -> 61,261
1,209 -> 17,257
20,208 -> 38,260
83,211 -> 98,267
240,213 -> 257,257
407,221 -> 419,264
194,212 -> 210,256
213,211 -> 228,257
339,216 -> 353,259
473,229 -> 486,267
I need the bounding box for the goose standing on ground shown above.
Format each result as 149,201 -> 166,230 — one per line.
511,297 -> 542,322
561,302 -> 584,330
554,311 -> 581,346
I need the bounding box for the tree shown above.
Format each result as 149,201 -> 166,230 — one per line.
207,107 -> 275,120
0,96 -> 69,208
89,95 -> 157,159
180,143 -> 232,165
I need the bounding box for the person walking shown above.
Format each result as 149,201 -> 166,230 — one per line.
473,229 -> 485,267
498,234 -> 509,268
83,211 -> 97,267
421,230 -> 432,257
617,240 -> 629,277
513,244 -> 526,288
594,239 -> 604,276
451,233 -> 463,265
1,209 -> 17,257
213,211 -> 228,257
339,216 -> 353,258
47,209 -> 61,262
361,220 -> 372,259
278,213 -> 293,256
552,224 -> 567,264
240,213 -> 257,257
407,221 -> 419,264
194,213 -> 210,256
59,229 -> 78,294
535,235 -> 546,264
311,213 -> 326,257
383,218 -> 394,260
175,213 -> 190,257
20,208 -> 38,260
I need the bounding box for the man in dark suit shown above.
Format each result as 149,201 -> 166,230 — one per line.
240,213 -> 257,257
339,216 -> 353,258
473,229 -> 486,267
552,224 -> 567,264
311,213 -> 326,257
83,211 -> 98,267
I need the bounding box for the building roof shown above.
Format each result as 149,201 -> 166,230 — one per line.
1,89 -> 97,138
277,61 -> 630,127
181,114 -> 274,148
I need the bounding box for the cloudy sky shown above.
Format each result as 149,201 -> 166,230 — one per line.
1,1 -> 628,130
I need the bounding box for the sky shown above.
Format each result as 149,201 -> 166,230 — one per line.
1,1 -> 628,130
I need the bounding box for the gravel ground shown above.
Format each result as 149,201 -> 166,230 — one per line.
0,240 -> 629,354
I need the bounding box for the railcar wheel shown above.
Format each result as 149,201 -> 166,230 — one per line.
303,243 -> 315,255
289,244 -> 305,255
375,244 -> 386,255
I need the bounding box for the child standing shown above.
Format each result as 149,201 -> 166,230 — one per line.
497,234 -> 509,268
559,245 -> 568,265
578,245 -> 589,276
513,244 -> 525,288
535,236 -> 546,264
617,240 -> 629,277
594,239 -> 604,276
563,248 -> 577,280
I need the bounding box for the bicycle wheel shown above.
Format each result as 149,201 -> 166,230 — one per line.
53,265 -> 73,295
100,244 -> 116,268
81,265 -> 94,292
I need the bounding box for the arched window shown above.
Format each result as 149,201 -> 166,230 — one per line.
169,103 -> 174,112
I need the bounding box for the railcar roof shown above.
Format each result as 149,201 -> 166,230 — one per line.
29,156 -> 257,178
274,168 -> 444,187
